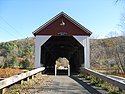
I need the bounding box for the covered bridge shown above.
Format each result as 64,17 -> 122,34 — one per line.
33,12 -> 92,74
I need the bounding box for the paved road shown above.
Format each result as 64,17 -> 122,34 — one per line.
37,75 -> 108,94
5,75 -> 109,94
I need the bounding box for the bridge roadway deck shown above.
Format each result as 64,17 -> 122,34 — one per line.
4,75 -> 109,94
36,75 -> 108,94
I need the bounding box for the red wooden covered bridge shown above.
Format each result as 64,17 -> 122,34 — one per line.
33,12 -> 92,75
0,12 -> 125,94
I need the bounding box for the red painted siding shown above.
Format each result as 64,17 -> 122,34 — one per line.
35,16 -> 91,36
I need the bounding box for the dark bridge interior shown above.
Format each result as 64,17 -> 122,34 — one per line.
41,36 -> 84,75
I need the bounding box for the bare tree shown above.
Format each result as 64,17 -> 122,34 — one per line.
119,13 -> 125,36
115,0 -> 125,3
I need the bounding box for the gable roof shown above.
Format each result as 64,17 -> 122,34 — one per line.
33,12 -> 92,36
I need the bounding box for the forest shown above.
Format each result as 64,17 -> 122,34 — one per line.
90,36 -> 125,74
0,36 -> 125,75
0,37 -> 35,69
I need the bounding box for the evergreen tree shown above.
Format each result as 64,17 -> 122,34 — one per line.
21,58 -> 30,69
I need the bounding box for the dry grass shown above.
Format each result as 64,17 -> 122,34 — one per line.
4,74 -> 53,94
0,68 -> 24,78
116,73 -> 125,78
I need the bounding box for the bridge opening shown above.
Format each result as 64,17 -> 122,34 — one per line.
41,36 -> 84,75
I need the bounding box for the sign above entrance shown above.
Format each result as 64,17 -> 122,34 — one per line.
58,32 -> 68,36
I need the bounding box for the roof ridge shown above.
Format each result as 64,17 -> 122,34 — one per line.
33,12 -> 92,36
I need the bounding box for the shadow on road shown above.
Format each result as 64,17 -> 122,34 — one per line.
70,76 -> 106,94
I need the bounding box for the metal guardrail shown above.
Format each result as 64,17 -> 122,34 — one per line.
81,67 -> 125,90
0,67 -> 45,91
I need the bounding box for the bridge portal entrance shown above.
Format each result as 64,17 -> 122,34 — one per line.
33,12 -> 92,75
41,36 -> 84,74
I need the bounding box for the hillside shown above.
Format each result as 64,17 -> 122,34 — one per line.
0,37 -> 35,69
90,36 -> 125,74
0,36 -> 125,73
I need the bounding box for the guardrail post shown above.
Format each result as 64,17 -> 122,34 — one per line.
0,88 -> 6,94
21,80 -> 24,84
81,68 -> 88,78
27,77 -> 30,81
31,75 -> 35,79
16,80 -> 24,85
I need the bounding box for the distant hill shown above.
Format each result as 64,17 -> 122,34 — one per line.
90,36 -> 125,73
0,36 -> 125,73
0,37 -> 35,69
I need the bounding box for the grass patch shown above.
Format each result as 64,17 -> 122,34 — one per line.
80,73 -> 123,94
0,68 -> 24,78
